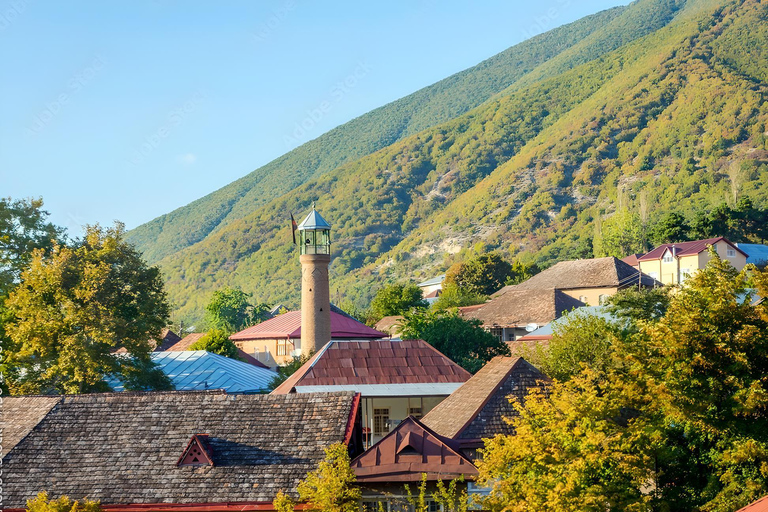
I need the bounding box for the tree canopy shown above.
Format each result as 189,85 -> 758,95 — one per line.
369,283 -> 427,321
189,328 -> 239,359
205,287 -> 270,333
3,224 -> 171,394
445,253 -> 512,296
400,309 -> 509,373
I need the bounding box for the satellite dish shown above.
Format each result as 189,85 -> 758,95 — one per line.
525,323 -> 539,332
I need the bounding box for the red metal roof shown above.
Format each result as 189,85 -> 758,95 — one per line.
229,311 -> 384,341
738,495 -> 768,512
638,237 -> 747,261
270,339 -> 471,393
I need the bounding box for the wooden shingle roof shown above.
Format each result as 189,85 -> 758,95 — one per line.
2,396 -> 61,457
3,391 -> 358,508
461,288 -> 585,328
421,357 -> 548,442
500,256 -> 658,291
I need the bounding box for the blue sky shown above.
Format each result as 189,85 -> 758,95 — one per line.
1,0 -> 627,235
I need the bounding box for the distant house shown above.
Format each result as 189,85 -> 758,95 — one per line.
621,253 -> 643,270
110,351 -> 276,393
498,256 -> 659,306
374,315 -> 405,338
738,494 -> 768,512
229,310 -> 385,369
3,391 -> 361,510
460,288 -> 586,342
271,339 -> 471,446
638,237 -> 747,285
114,328 -> 182,354
736,243 -> 768,267
351,356 -> 547,506
417,274 -> 445,297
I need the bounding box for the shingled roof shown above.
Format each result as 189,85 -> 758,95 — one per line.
500,256 -> 658,292
2,396 -> 61,457
3,391 -> 359,508
271,339 -> 471,395
421,357 -> 548,444
461,288 -> 585,328
230,310 -> 384,341
638,236 -> 747,261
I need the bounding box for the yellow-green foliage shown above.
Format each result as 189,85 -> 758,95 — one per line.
26,492 -> 102,512
297,443 -> 361,512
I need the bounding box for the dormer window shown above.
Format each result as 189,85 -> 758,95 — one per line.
663,250 -> 674,263
177,434 -> 214,467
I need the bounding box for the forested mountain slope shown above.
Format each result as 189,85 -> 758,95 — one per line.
128,2 -> 687,263
153,0 -> 768,321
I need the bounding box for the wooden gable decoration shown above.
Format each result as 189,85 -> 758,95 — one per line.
177,434 -> 214,467
351,416 -> 477,483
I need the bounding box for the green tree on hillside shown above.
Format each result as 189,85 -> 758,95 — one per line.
593,209 -> 645,258
445,253 -> 512,296
648,211 -> 690,245
205,287 -> 270,332
3,224 -> 171,394
189,328 -> 239,359
369,283 -> 427,321
431,283 -> 487,310
400,309 -> 509,373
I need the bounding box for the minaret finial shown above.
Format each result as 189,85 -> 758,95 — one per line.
311,201 -> 316,210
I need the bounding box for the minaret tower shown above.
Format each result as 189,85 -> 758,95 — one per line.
297,203 -> 332,356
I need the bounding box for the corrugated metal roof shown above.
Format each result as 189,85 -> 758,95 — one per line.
518,306 -> 618,339
417,275 -> 445,287
294,382 -> 464,396
737,243 -> 768,265
110,351 -> 276,393
230,310 -> 384,340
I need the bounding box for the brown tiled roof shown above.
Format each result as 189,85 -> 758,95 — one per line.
230,311 -> 384,340
351,416 -> 477,483
499,256 -> 658,292
638,236 -> 747,261
166,332 -> 206,351
462,289 -> 585,328
2,396 -> 62,457
373,315 -> 404,336
421,357 -> 548,441
621,253 -> 643,268
3,391 -> 358,508
271,339 -> 471,394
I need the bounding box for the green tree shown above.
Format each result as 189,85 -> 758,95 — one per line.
189,328 -> 239,359
400,309 -> 509,373
369,283 -> 427,321
3,224 -> 172,394
406,474 -> 471,512
445,253 -> 512,296
0,197 -> 63,295
605,287 -> 671,324
297,443 -> 361,512
648,211 -> 690,245
525,312 -> 618,381
431,283 -> 486,310
506,259 -> 539,286
594,209 -> 645,258
205,287 -> 270,332
26,492 -> 102,512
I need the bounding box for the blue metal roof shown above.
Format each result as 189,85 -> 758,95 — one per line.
297,207 -> 331,230
736,243 -> 768,265
524,306 -> 617,337
110,351 -> 276,393
417,275 -> 445,287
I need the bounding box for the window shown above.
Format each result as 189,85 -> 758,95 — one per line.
373,408 -> 390,436
680,268 -> 691,283
648,271 -> 659,280
488,327 -> 503,342
663,251 -> 674,263
409,407 -> 422,419
727,247 -> 736,258
579,295 -> 588,303
277,340 -> 287,356
598,294 -> 609,305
